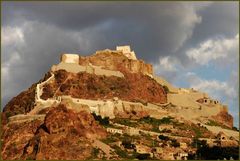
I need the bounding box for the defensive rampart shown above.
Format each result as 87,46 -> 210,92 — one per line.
51,62 -> 124,77
35,72 -> 60,107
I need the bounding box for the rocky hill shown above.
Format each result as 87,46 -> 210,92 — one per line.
1,46 -> 239,160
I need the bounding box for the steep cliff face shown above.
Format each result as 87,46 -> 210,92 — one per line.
79,50 -> 153,75
212,110 -> 233,128
1,104 -> 107,160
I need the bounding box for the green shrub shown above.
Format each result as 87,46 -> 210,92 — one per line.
122,139 -> 135,149
113,145 -> 128,158
170,139 -> 180,147
92,113 -> 109,126
136,153 -> 151,160
92,148 -> 100,157
101,136 -> 116,144
163,85 -> 169,93
113,118 -> 138,127
158,135 -> 169,141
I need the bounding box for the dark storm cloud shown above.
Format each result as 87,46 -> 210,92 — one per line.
185,2 -> 238,48
167,1 -> 238,69
2,1 -> 206,62
1,22 -> 89,107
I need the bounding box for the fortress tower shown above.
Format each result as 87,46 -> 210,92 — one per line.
61,53 -> 79,64
116,45 -> 137,60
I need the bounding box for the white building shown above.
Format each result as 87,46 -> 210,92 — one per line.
106,128 -> 123,135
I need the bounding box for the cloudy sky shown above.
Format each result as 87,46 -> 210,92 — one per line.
1,2 -> 239,126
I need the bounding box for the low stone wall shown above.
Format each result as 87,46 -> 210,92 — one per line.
8,114 -> 46,123
35,73 -> 55,101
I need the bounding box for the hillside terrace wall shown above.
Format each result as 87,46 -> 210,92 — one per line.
61,96 -> 115,118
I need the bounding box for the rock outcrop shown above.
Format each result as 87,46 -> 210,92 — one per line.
211,110 -> 233,128
1,104 -> 107,160
79,49 -> 153,75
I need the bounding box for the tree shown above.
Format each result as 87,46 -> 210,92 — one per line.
136,153 -> 151,160
92,113 -> 109,126
158,135 -> 169,141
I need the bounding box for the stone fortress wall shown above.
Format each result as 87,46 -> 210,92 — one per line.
51,54 -> 124,77
35,72 -> 60,106
153,74 -> 225,109
57,95 -> 169,119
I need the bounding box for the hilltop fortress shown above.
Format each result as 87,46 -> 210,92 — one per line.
3,45 -> 238,160
7,45 -> 233,129
18,45 -> 230,128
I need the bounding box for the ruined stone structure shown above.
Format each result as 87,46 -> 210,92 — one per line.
116,45 -> 137,60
